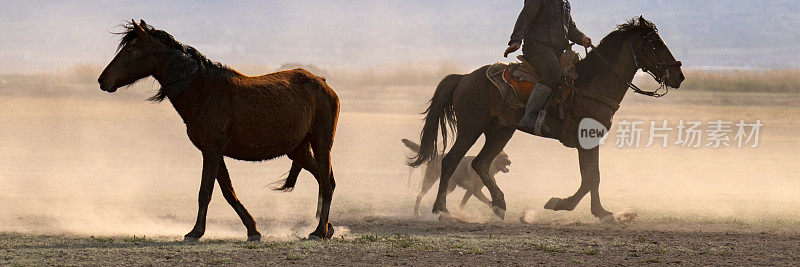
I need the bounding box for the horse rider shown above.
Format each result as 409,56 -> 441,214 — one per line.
504,0 -> 593,132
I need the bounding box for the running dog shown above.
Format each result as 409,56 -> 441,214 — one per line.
403,139 -> 511,216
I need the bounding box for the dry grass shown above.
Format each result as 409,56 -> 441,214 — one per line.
636,69 -> 800,93
3,64 -> 798,98
325,61 -> 463,87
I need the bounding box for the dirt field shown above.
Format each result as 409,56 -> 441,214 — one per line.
3,218 -> 800,266
1,81 -> 799,265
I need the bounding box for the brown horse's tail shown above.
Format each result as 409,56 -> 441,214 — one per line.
408,74 -> 462,168
273,163 -> 302,191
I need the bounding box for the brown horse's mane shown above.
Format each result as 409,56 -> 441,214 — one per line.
117,23 -> 237,102
574,18 -> 658,89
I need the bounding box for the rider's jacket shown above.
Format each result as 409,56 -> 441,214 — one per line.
509,0 -> 586,50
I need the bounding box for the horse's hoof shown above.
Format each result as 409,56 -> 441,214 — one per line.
308,233 -> 329,240
544,198 -> 562,210
492,206 -> 506,220
433,209 -> 450,216
182,236 -> 199,243
308,224 -> 334,241
432,201 -> 449,215
247,235 -> 262,242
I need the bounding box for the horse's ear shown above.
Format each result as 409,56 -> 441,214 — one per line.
638,16 -> 646,25
139,19 -> 148,28
131,19 -> 147,38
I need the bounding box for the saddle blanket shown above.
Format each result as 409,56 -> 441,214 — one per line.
486,62 -> 539,110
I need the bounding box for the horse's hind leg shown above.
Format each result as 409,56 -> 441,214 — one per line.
471,124 -> 515,219
308,113 -> 337,240
216,160 -> 261,241
432,131 -> 480,215
309,141 -> 334,239
287,142 -> 325,218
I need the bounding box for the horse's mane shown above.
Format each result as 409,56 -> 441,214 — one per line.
574,18 -> 657,89
117,23 -> 235,102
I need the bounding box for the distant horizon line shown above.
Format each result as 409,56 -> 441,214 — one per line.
0,63 -> 788,76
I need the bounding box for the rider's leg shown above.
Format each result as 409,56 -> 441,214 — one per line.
519,44 -> 563,130
519,84 -> 552,128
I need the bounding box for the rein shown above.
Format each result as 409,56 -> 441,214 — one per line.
583,32 -> 677,98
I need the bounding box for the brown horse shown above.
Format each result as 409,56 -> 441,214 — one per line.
98,20 -> 340,241
409,17 -> 684,221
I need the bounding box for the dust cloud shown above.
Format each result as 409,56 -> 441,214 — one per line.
0,66 -> 799,239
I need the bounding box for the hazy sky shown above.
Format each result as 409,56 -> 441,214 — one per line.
1,0 -> 798,73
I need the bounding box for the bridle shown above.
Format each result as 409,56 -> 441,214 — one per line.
587,28 -> 682,98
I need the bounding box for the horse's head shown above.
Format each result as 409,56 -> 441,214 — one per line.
629,16 -> 684,89
98,20 -> 169,92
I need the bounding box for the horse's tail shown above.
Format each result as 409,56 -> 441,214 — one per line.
407,74 -> 463,168
273,162 -> 302,191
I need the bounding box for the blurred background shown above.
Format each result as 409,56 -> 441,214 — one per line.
0,0 -> 798,238
2,0 -> 799,73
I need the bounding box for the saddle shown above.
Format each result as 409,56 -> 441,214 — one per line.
486,49 -> 581,135
488,50 -> 580,106
511,50 -> 580,94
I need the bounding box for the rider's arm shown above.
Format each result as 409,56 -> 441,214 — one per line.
509,0 -> 542,46
566,19 -> 586,45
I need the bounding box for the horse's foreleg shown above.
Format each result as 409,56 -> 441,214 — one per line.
216,160 -> 261,241
184,149 -> 222,242
471,126 -> 514,219
544,148 -> 592,211
580,148 -> 613,220
544,148 -> 612,219
432,132 -> 480,215
546,148 -> 612,219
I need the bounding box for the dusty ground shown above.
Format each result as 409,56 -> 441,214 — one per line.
2,217 -> 800,266
1,82 -> 799,265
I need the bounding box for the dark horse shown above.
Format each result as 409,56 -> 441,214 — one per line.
98,20 -> 340,241
410,17 -> 684,221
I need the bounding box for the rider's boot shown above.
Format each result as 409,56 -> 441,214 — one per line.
518,83 -> 552,134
